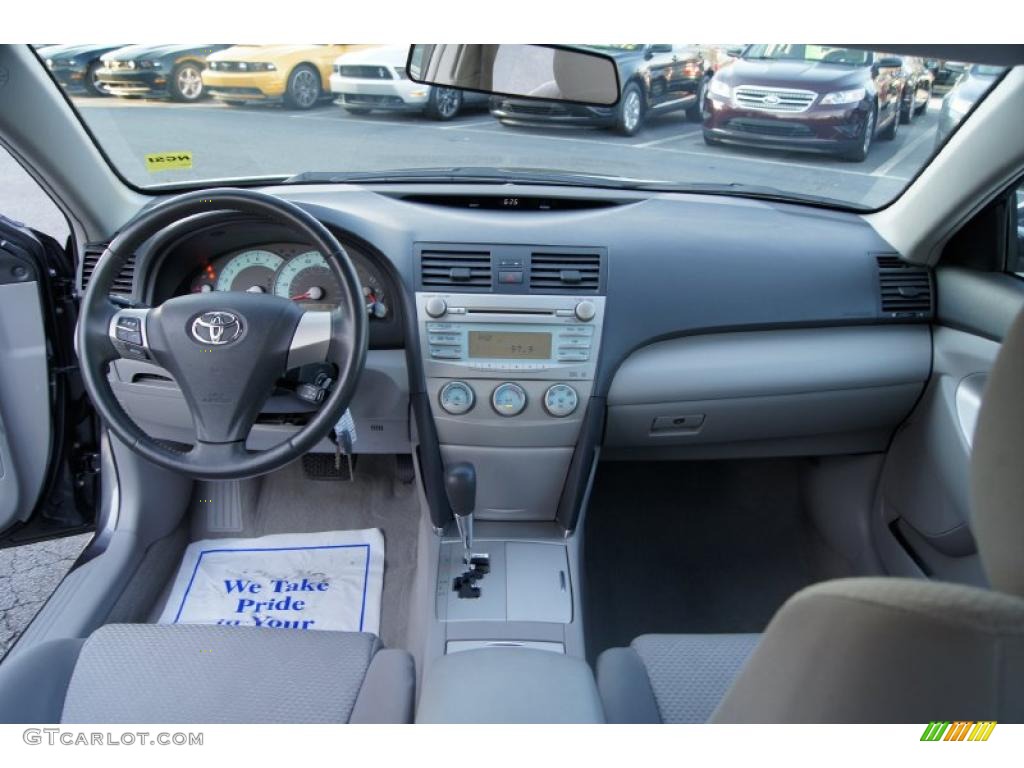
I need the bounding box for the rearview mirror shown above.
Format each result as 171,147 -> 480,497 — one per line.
407,44 -> 621,107
874,56 -> 903,70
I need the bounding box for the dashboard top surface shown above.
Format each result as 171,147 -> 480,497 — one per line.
126,182 -> 904,393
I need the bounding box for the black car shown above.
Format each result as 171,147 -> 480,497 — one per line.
490,44 -> 709,136
925,59 -> 967,91
38,43 -> 130,96
896,55 -> 935,123
96,44 -> 231,102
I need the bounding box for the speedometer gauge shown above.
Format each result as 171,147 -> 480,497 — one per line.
215,249 -> 283,293
273,251 -> 342,310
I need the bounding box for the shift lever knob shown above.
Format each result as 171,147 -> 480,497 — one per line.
445,462 -> 476,518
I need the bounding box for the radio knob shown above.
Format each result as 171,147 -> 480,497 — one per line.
574,300 -> 596,322
425,297 -> 448,318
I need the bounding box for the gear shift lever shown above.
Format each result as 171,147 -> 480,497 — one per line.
445,462 -> 489,598
445,462 -> 477,564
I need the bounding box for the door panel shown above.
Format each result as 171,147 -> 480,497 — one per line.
0,217 -> 95,546
0,240 -> 52,532
876,267 -> 1024,584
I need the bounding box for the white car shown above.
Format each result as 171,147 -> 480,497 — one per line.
329,44 -> 485,120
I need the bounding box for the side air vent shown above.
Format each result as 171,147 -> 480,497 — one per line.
81,243 -> 136,296
529,251 -> 601,293
876,254 -> 933,319
420,249 -> 492,290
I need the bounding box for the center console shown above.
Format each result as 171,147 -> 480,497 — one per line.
415,245 -> 606,707
416,254 -> 606,522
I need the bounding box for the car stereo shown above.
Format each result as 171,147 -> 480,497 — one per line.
416,293 -> 605,381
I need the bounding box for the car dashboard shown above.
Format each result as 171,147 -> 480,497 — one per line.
88,182 -> 934,529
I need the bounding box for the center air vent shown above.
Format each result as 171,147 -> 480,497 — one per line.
420,249 -> 492,290
529,251 -> 601,293
81,243 -> 136,296
876,254 -> 933,319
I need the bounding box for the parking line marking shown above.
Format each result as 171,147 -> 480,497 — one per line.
439,118 -> 497,130
633,130 -> 699,148
871,130 -> 934,177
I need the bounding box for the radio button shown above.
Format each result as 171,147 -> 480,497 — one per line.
430,348 -> 463,360
428,333 -> 461,345
491,383 -> 528,417
558,338 -> 591,349
544,384 -> 579,418
557,351 -> 589,362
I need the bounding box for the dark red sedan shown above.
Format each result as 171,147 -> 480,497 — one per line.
702,45 -> 906,161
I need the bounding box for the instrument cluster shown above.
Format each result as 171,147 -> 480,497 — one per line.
188,241 -> 389,319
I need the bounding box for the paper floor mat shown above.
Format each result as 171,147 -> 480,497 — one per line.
158,529 -> 384,635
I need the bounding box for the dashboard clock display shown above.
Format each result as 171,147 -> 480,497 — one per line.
214,249 -> 283,293
273,250 -> 343,309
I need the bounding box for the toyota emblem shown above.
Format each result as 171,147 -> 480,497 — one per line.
190,311 -> 243,346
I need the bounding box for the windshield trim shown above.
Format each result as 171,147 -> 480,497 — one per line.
30,44 -> 1012,216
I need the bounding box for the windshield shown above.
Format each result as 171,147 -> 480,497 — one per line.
40,43 -> 1005,209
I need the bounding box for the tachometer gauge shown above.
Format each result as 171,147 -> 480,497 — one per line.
273,251 -> 342,310
215,249 -> 283,293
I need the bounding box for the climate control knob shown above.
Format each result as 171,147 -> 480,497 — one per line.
491,382 -> 528,417
574,300 -> 596,322
439,381 -> 475,415
425,297 -> 448,318
543,384 -> 579,418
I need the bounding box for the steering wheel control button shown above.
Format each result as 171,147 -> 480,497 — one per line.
439,381 -> 476,415
574,300 -> 597,322
491,382 -> 528,417
109,308 -> 151,359
543,384 -> 579,418
425,296 -> 448,318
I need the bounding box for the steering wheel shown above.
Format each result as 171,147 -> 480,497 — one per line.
77,188 -> 368,480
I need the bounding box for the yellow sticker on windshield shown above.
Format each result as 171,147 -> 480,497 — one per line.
145,151 -> 193,172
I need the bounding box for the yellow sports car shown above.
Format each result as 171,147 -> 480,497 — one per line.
203,44 -> 364,109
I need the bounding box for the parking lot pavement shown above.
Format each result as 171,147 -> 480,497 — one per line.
0,534 -> 91,660
73,95 -> 945,208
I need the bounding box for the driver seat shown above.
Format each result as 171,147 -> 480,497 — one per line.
0,624 -> 415,723
597,307 -> 1024,723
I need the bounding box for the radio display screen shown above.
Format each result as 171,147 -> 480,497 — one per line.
468,331 -> 552,359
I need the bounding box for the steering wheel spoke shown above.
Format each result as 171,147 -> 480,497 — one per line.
287,310 -> 334,369
190,439 -> 250,466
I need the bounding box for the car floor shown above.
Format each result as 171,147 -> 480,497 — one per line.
582,459 -> 856,664
145,454 -> 421,651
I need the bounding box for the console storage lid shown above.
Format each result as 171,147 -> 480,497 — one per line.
416,647 -> 605,723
